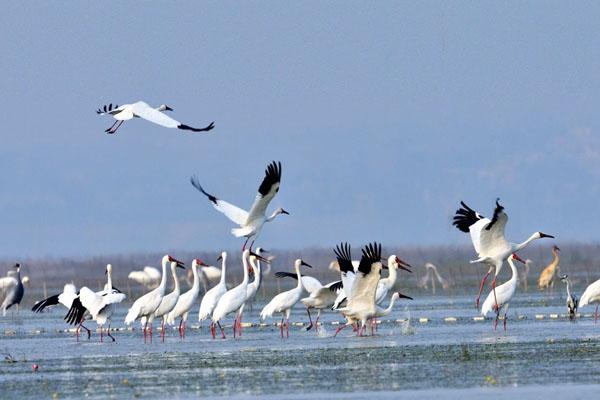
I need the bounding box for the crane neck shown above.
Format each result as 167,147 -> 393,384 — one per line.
295,263 -> 302,289
171,264 -> 180,292
241,253 -> 249,284
551,248 -> 560,266
106,268 -> 113,291
159,258 -> 169,291
249,257 -> 261,290
507,259 -> 518,285
565,279 -> 573,299
514,233 -> 540,252
386,263 -> 398,284
219,254 -> 227,285
191,265 -> 200,291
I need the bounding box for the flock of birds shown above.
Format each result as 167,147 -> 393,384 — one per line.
2,100 -> 600,343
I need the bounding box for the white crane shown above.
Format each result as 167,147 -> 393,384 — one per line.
375,255 -> 412,305
334,242 -> 384,337
65,264 -> 126,342
274,270 -> 340,334
331,244 -> 360,310
128,266 -> 161,289
453,199 -> 554,309
260,258 -> 313,338
235,248 -> 269,336
32,283 -> 92,340
199,251 -> 229,338
125,255 -> 184,343
96,101 -> 214,134
481,253 -> 526,330
560,275 -> 578,320
212,250 -> 268,339
579,278 -> 600,323
373,291 -> 413,318
152,261 -> 186,342
191,161 -> 289,251
0,263 -> 24,316
167,259 -> 208,338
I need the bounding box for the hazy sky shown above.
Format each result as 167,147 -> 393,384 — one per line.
1,2 -> 599,258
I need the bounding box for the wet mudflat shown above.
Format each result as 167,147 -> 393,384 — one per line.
1,293 -> 599,399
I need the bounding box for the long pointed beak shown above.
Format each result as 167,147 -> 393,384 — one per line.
398,292 -> 413,300
300,260 -> 313,268
217,255 -> 223,261
250,251 -> 271,264
281,209 -> 290,215
512,253 -> 526,264
540,232 -> 555,239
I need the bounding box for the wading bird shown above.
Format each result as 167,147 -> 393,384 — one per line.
236,248 -> 268,335
125,255 -> 184,342
334,243 -> 385,337
152,261 -> 186,342
417,263 -> 450,294
0,264 -> 24,317
275,270 -> 340,334
579,278 -> 600,323
32,283 -> 92,340
213,250 -> 268,339
538,245 -> 561,291
375,255 -> 412,304
199,251 -> 228,337
65,264 -> 126,342
374,292 -> 413,318
191,161 -> 289,251
260,258 -> 313,338
96,101 -> 214,134
168,259 -> 208,339
481,253 -> 526,331
453,199 -> 554,309
560,275 -> 578,320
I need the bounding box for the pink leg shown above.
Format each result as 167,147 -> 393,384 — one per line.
100,325 -> 103,342
108,120 -> 124,134
149,323 -> 153,343
104,120 -> 118,133
217,321 -> 226,339
107,323 -> 115,342
143,322 -> 147,343
503,315 -> 507,331
286,318 -> 290,338
161,320 -> 165,343
493,314 -> 499,331
238,314 -> 243,337
476,269 -> 491,309
491,276 -> 499,312
305,308 -> 314,331
334,324 -> 350,337
280,318 -> 284,338
178,319 -> 183,339
210,322 -> 216,339
242,237 -> 250,251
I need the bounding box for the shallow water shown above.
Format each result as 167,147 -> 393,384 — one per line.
1,293 -> 599,399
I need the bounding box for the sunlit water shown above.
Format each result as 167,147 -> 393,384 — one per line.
1,293 -> 599,399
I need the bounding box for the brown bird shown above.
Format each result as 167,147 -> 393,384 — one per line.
538,245 -> 561,291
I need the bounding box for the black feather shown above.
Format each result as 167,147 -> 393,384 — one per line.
31,294 -> 60,313
64,297 -> 86,326
328,280 -> 343,292
358,242 -> 382,275
333,242 -> 354,274
257,161 -> 282,197
274,271 -> 299,280
452,201 -> 484,233
190,176 -> 218,205
178,122 -> 215,132
485,198 -> 505,231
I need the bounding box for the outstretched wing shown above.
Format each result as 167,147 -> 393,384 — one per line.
453,201 -> 508,255
247,161 -> 282,221
96,103 -> 121,115
130,101 -> 180,128
190,175 -> 249,225
32,294 -> 60,313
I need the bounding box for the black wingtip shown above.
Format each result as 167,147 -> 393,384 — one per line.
190,176 -> 218,204
178,122 -> 215,132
